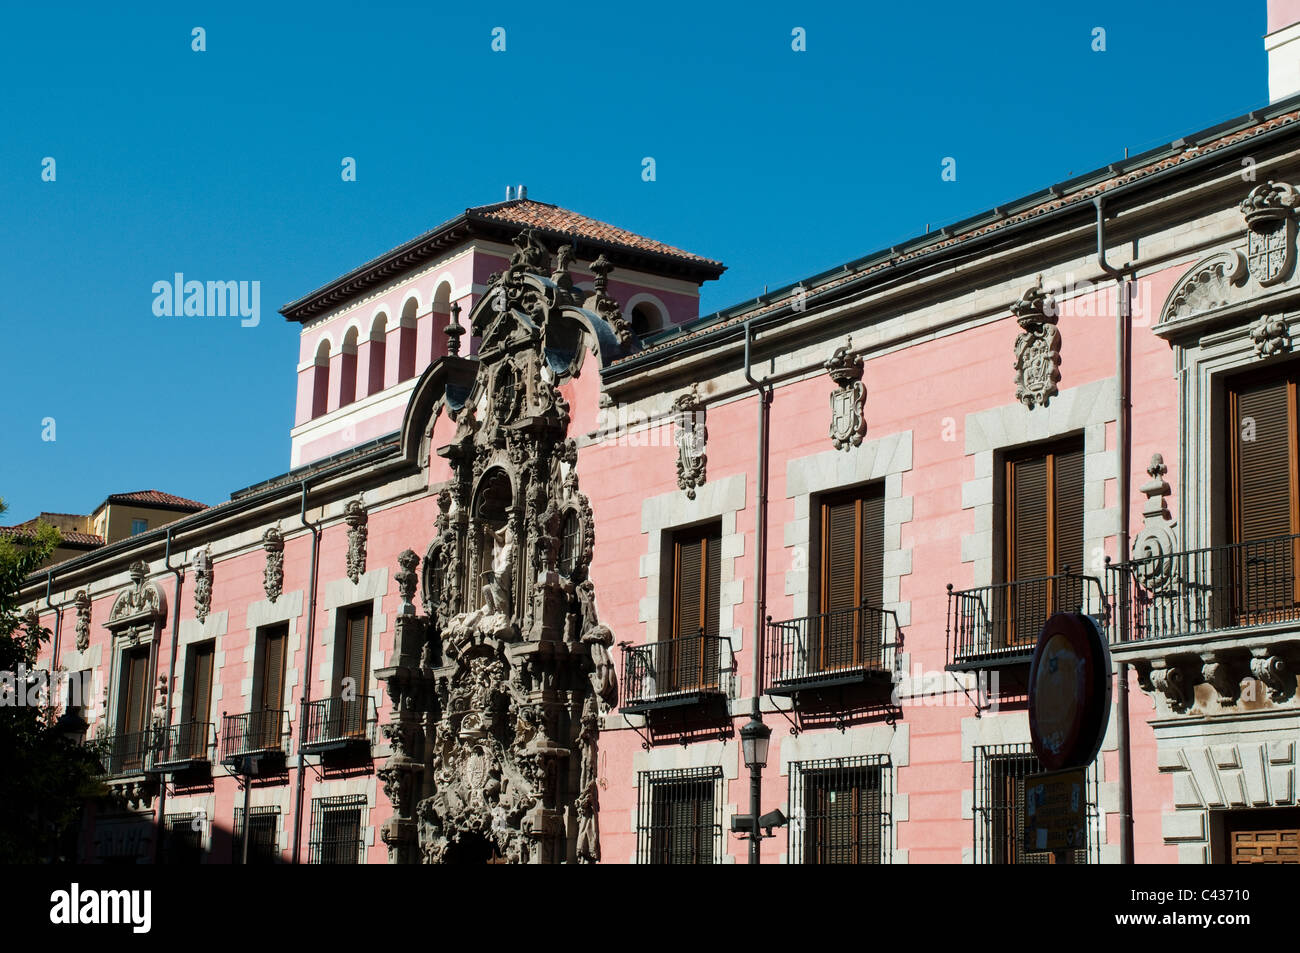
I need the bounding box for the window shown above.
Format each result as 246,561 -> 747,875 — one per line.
815,484 -> 886,672
1002,438 -> 1085,645
789,755 -> 890,864
559,510 -> 581,577
178,641 -> 214,760
1220,808 -> 1300,864
130,518 -> 148,536
253,624 -> 287,749
1225,367 -> 1300,621
337,605 -> 370,737
664,524 -> 722,693
115,645 -> 151,773
163,813 -> 203,865
309,794 -> 367,864
234,806 -> 281,864
973,743 -> 1095,864
637,767 -> 723,864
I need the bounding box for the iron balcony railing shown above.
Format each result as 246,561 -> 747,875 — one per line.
153,721 -> 214,770
97,729 -> 157,777
220,709 -> 289,767
620,632 -> 733,713
300,695 -> 378,753
764,604 -> 899,695
1108,532 -> 1300,643
946,570 -> 1107,670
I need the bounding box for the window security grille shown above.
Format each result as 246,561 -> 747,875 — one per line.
973,743 -> 1098,864
309,794 -> 367,864
163,813 -> 204,865
234,805 -> 281,864
636,766 -> 725,864
788,755 -> 892,864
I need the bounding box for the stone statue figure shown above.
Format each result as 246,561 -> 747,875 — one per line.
574,694 -> 601,863
480,522 -> 516,618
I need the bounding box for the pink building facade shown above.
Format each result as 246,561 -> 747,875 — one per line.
22,73 -> 1300,864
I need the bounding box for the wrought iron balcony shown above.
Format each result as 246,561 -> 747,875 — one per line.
946,570 -> 1106,671
152,721 -> 214,772
220,709 -> 289,770
620,632 -> 733,714
1108,533 -> 1300,644
764,604 -> 899,696
97,729 -> 157,778
300,695 -> 377,754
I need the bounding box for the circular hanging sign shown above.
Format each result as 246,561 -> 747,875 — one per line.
1028,612 -> 1112,772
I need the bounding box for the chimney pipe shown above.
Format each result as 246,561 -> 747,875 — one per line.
518,184 -> 527,200
506,185 -> 514,200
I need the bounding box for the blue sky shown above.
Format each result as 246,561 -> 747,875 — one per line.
0,1 -> 1267,523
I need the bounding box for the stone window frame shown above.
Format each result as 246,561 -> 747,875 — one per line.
638,472 -> 746,696
174,611 -> 228,730
960,377 -> 1119,588
775,721 -> 910,864
240,591 -> 303,729
781,430 -> 914,625
319,568 -> 390,705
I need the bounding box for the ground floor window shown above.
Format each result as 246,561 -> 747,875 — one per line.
636,766 -> 724,864
234,805 -> 281,864
973,743 -> 1097,864
309,795 -> 367,864
788,755 -> 891,864
163,813 -> 204,865
1218,807 -> 1300,864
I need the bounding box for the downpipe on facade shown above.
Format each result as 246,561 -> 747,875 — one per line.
1095,195 -> 1136,865
290,480 -> 322,865
154,527 -> 185,864
743,318 -> 772,864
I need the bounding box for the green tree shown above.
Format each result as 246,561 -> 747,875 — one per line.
0,498 -> 105,862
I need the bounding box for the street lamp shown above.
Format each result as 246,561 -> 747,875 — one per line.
740,716 -> 771,770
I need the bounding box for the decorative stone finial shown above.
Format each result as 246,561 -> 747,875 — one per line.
590,254 -> 612,294
445,301 -> 465,356
396,549 -> 420,615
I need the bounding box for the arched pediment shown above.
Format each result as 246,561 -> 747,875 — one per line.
106,561 -> 167,631
1157,249 -> 1249,331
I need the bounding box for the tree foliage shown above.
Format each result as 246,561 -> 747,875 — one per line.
0,497 -> 105,862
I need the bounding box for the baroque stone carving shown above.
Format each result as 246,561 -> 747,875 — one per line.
192,548 -> 213,624
672,384 -> 707,499
73,590 -> 91,652
825,337 -> 866,450
1160,250 -> 1248,325
344,498 -> 368,584
1201,650 -> 1246,704
262,527 -> 284,603
1250,649 -> 1295,703
108,561 -> 166,625
376,228 -> 630,864
1139,657 -> 1199,714
1241,180 -> 1298,287
1131,453 -> 1179,589
1250,312 -> 1292,357
1011,279 -> 1060,409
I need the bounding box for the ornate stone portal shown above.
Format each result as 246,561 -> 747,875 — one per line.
378,229 -> 627,864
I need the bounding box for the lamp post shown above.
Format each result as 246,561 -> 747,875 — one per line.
740,715 -> 771,864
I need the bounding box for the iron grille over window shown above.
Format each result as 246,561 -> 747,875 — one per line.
233,806 -> 281,864
163,813 -> 203,865
559,510 -> 580,576
788,755 -> 891,864
636,766 -> 724,864
973,743 -> 1098,864
309,794 -> 367,864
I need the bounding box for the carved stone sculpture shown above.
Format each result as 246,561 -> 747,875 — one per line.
673,384 -> 707,499
1241,180 -> 1298,287
193,548 -> 213,624
73,589 -> 91,652
825,337 -> 866,450
1250,312 -> 1292,357
1011,279 -> 1060,409
262,527 -> 284,603
344,498 -> 368,584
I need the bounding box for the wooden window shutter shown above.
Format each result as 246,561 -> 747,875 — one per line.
670,526 -> 722,691
261,627 -> 286,712
121,648 -> 150,735
344,607 -> 370,692
1008,455 -> 1049,582
1053,445 -> 1086,574
1231,374 -> 1296,544
188,643 -> 213,725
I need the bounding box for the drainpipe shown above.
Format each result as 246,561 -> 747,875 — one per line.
290,480 -> 322,865
1095,195 -> 1135,865
44,571 -> 63,674
153,526 -> 186,864
742,319 -> 772,864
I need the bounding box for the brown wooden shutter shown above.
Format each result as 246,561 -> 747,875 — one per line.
120,648 -> 150,735
1008,455 -> 1049,581
1231,375 -> 1296,544
260,628 -> 285,712
671,526 -> 722,691
188,643 -> 213,725
1053,445 -> 1086,574
344,608 -> 370,693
